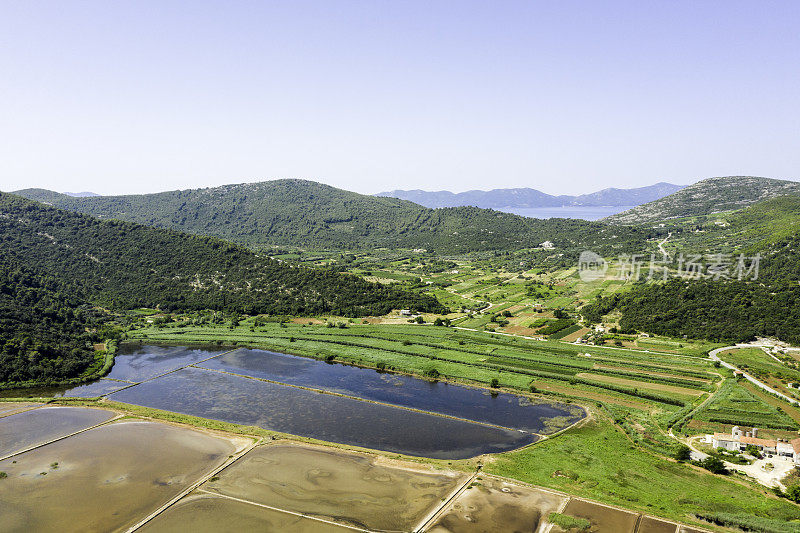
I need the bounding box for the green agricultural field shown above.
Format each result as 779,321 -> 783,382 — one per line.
636,337 -> 722,357
687,378 -> 798,432
488,414 -> 800,531
129,320 -> 718,449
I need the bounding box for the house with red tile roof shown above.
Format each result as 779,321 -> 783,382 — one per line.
712,426 -> 800,463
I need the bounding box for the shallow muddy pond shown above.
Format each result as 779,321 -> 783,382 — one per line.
637,516 -> 680,533
203,444 -> 465,531
0,420 -> 239,533
199,347 -> 584,433
111,366 -> 537,459
427,476 -> 564,533
138,494 -> 356,533
556,499 -> 640,533
0,406 -> 115,457
0,402 -> 39,417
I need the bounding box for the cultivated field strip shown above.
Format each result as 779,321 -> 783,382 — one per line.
136,324 -> 714,411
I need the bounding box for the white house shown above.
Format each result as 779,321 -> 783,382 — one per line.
712,426 -> 800,463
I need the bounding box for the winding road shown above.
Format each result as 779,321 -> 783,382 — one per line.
708,345 -> 800,406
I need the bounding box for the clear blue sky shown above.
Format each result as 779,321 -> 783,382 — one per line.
1,1 -> 798,195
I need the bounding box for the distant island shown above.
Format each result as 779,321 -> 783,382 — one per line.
376,182 -> 685,209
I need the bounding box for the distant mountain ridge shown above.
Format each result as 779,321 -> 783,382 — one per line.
376,182 -> 685,209
604,176 -> 800,224
13,179 -> 646,253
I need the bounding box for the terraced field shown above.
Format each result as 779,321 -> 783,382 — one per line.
129,320 -> 720,456
685,378 -> 799,433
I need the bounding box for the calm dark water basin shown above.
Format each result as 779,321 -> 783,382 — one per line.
103,344 -> 228,382
110,366 -> 537,459
6,344 -> 585,459
198,348 -> 582,433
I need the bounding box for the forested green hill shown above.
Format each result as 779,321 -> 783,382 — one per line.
0,256 -> 101,383
583,280 -> 800,344
14,179 -> 646,253
0,193 -> 443,317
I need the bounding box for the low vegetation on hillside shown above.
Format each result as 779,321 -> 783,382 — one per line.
585,194 -> 800,345
0,193 -> 442,318
605,176 -> 800,224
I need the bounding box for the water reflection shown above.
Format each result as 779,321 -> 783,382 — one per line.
110,367 -> 537,459
5,344 -> 585,459
103,344 -> 227,382
0,406 -> 115,457
199,348 -> 583,433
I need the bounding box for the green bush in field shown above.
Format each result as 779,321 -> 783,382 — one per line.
549,324 -> 582,340
530,317 -> 552,328
547,512 -> 590,531
698,456 -> 727,475
539,318 -> 575,336
422,366 -> 440,379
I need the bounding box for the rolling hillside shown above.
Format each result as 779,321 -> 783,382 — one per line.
603,176 -> 800,225
584,196 -> 800,345
13,179 -> 647,253
377,182 -> 684,209
0,192 -> 443,318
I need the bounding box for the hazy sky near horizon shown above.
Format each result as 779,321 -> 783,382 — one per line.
1,1 -> 799,196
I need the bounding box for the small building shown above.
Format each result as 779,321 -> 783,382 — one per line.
399,309 -> 412,316
712,427 -> 800,463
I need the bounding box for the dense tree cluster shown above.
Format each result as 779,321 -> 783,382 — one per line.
0,257 -> 98,382
583,279 -> 800,344
0,193 -> 446,383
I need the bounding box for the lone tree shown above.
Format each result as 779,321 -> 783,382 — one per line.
673,444 -> 692,462
700,456 -> 728,475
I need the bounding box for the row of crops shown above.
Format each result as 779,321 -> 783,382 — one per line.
691,379 -> 798,430
137,322 -> 717,410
